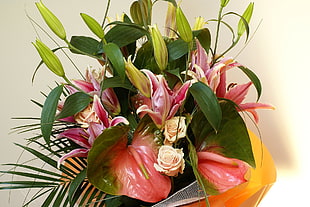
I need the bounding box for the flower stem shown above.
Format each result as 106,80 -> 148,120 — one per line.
213,5 -> 224,63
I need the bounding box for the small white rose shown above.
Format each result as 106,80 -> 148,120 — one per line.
154,145 -> 185,177
163,116 -> 187,145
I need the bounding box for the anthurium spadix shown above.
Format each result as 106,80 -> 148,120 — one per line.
87,117 -> 171,203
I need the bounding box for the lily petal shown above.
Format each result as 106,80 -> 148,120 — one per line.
57,128 -> 91,149
58,148 -> 89,168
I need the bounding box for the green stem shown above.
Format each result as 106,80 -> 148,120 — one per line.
101,0 -> 111,27
213,5 -> 224,62
214,36 -> 240,63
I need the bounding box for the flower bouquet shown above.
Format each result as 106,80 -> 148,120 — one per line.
0,0 -> 276,206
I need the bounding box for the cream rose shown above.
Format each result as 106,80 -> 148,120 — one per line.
163,116 -> 187,145
154,145 -> 185,177
74,104 -> 100,128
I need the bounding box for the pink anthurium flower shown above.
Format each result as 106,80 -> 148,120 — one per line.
135,70 -> 191,128
57,95 -> 128,167
87,119 -> 172,203
197,151 -> 249,194
188,40 -> 274,123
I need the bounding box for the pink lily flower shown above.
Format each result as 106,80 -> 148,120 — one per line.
197,151 -> 249,194
57,95 -> 128,167
136,70 -> 191,128
66,67 -> 121,115
189,41 -> 274,123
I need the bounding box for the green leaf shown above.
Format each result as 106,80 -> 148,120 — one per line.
41,85 -> 63,146
70,36 -> 101,56
87,125 -> 130,195
80,13 -> 105,39
194,28 -> 211,53
56,92 -> 92,120
68,168 -> 87,205
189,82 -> 222,132
238,66 -> 262,101
103,43 -> 126,80
167,39 -> 189,61
237,3 -> 254,38
191,101 -> 255,167
101,76 -> 134,91
105,23 -> 147,47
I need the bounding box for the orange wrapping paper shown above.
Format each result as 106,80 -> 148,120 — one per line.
184,130 -> 276,207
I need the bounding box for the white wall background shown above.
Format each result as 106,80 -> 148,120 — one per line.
1,0 -> 309,206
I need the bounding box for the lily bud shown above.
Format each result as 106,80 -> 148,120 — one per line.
80,13 -> 105,39
164,3 -> 176,38
33,39 -> 65,77
193,16 -> 205,30
149,24 -> 168,71
124,57 -> 151,98
176,6 -> 193,43
35,1 -> 66,40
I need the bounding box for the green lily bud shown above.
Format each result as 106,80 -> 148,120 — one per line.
80,13 -> 105,39
193,16 -> 205,30
124,57 -> 151,98
33,39 -> 65,77
149,24 -> 168,71
164,2 -> 177,38
176,6 -> 193,43
221,0 -> 230,7
35,1 -> 66,40
130,1 -> 144,25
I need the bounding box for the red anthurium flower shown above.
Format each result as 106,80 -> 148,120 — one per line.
197,151 -> 249,194
87,120 -> 172,203
136,70 -> 191,128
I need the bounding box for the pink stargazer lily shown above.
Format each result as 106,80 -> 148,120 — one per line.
189,40 -> 274,122
66,67 -> 121,115
197,151 -> 249,194
57,95 -> 128,167
135,70 -> 191,128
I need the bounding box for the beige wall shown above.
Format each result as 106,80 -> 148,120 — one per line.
1,0 -> 309,206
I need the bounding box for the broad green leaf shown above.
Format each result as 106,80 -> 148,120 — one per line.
87,126 -> 130,195
41,85 -> 63,145
194,28 -> 211,53
68,168 -> 87,204
101,76 -> 135,91
189,82 -> 222,132
103,43 -> 126,80
105,23 -> 147,47
191,101 -> 255,167
238,3 -> 254,38
80,13 -> 105,39
238,66 -> 262,101
56,92 -> 92,120
167,39 -> 189,61
70,36 -> 101,56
